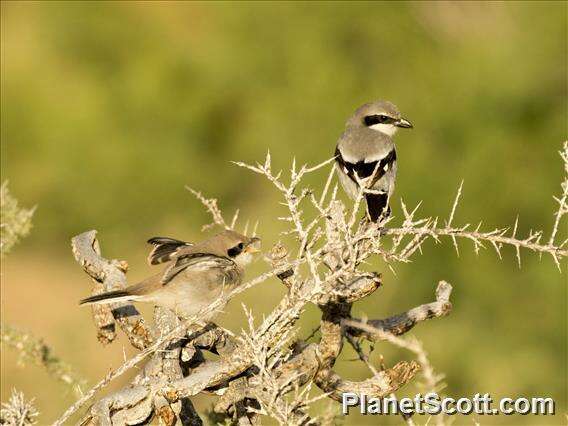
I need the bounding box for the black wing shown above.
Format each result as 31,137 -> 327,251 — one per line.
147,237 -> 193,265
160,253 -> 235,285
335,147 -> 396,186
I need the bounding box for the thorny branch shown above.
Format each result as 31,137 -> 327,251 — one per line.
345,281 -> 452,339
381,144 -> 568,269
58,142 -> 566,425
71,230 -> 154,349
0,390 -> 39,426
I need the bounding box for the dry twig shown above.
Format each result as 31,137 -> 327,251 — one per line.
57,142 -> 566,425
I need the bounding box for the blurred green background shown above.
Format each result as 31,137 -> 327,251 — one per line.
1,1 -> 566,425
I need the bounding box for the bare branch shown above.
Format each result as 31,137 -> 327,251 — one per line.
186,186 -> 228,230
71,230 -> 154,350
55,260 -> 300,425
384,222 -> 567,265
315,360 -> 420,402
62,141 -> 564,425
0,389 -> 39,426
548,141 -> 568,246
345,281 -> 453,339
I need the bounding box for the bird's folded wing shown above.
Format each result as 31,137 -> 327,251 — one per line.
369,149 -> 396,186
336,146 -> 396,186
160,253 -> 235,285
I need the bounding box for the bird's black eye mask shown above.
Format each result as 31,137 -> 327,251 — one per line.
364,114 -> 395,126
227,242 -> 245,258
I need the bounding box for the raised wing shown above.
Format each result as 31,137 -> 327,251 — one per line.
147,237 -> 193,265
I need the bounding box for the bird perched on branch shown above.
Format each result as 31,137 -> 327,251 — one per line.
80,230 -> 261,319
334,100 -> 413,221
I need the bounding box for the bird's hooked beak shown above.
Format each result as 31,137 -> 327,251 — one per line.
395,118 -> 413,129
245,237 -> 262,254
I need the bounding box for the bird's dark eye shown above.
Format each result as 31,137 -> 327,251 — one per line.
364,114 -> 391,126
228,243 -> 245,258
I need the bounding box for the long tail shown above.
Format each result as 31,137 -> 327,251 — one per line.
79,290 -> 139,306
365,193 -> 390,222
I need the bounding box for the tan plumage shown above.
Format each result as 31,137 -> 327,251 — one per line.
80,230 -> 261,319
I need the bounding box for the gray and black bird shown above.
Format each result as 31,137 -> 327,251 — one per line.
334,100 -> 413,221
80,230 -> 261,319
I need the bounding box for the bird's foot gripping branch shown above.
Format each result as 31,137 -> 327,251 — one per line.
60,142 -> 567,425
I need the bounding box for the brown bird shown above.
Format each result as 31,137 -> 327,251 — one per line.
80,230 -> 261,319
